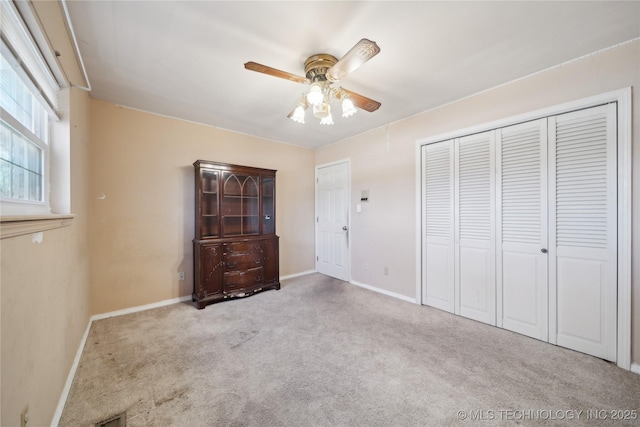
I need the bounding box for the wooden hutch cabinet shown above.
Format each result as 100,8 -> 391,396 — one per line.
192,160 -> 279,309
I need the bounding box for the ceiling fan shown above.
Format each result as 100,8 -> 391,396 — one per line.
244,38 -> 381,125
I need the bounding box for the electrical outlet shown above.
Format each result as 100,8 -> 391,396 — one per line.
21,405 -> 28,427
384,267 -> 389,276
178,272 -> 185,281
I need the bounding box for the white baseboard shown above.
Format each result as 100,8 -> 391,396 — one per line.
50,317 -> 93,427
631,363 -> 640,375
91,295 -> 192,321
349,279 -> 417,304
50,294 -> 192,426
281,269 -> 316,281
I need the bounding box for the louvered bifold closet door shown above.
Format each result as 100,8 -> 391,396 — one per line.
423,140 -> 455,313
455,132 -> 496,325
496,119 -> 548,340
548,104 -> 617,362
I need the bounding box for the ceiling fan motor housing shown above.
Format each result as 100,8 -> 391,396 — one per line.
304,54 -> 338,82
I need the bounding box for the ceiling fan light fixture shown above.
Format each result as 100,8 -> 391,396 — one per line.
341,97 -> 357,118
306,83 -> 324,106
290,104 -> 306,124
320,110 -> 334,125
313,102 -> 330,119
245,39 -> 381,126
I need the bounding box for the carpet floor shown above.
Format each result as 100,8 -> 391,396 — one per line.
59,273 -> 640,426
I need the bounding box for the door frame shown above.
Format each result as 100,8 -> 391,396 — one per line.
415,88 -> 632,370
315,158 -> 351,281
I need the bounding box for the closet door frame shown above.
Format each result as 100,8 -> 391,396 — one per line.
415,88 -> 632,371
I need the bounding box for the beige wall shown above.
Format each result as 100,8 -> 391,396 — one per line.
1,86 -> 91,426
89,101 -> 316,314
1,2 -> 92,425
316,41 -> 640,364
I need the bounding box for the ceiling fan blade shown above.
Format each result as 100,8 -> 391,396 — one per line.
342,88 -> 381,112
244,62 -> 309,84
327,39 -> 380,82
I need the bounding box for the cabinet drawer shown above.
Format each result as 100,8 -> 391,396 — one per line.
224,251 -> 263,271
224,267 -> 264,293
224,241 -> 262,254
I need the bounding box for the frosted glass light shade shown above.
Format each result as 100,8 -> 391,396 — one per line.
306,83 -> 324,106
290,105 -> 305,123
342,98 -> 357,118
320,111 -> 334,125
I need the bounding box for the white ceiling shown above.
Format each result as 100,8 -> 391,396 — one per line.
65,1 -> 640,149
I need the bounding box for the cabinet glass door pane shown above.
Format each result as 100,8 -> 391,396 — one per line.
201,170 -> 219,238
262,176 -> 275,234
222,173 -> 259,236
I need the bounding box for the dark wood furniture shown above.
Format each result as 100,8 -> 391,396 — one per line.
193,160 -> 279,309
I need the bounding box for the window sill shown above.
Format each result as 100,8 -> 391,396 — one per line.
0,214 -> 75,239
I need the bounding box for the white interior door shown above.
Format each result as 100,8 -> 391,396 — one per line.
316,161 -> 350,281
422,140 -> 455,312
455,131 -> 496,325
496,119 -> 549,341
548,104 -> 617,362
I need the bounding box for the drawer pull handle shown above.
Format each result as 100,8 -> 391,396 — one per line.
264,215 -> 271,220
254,276 -> 263,282
254,245 -> 261,250
226,262 -> 237,268
254,259 -> 262,265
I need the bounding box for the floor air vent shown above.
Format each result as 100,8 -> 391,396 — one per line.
96,412 -> 126,427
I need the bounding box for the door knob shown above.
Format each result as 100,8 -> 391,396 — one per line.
342,226 -> 348,231
541,248 -> 548,254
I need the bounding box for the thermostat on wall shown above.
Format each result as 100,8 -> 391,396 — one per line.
360,189 -> 370,202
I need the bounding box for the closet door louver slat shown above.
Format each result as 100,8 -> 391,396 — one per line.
501,127 -> 541,244
425,145 -> 452,239
555,114 -> 608,248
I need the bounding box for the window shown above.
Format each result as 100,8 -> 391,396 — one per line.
0,0 -> 74,238
1,51 -> 48,205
